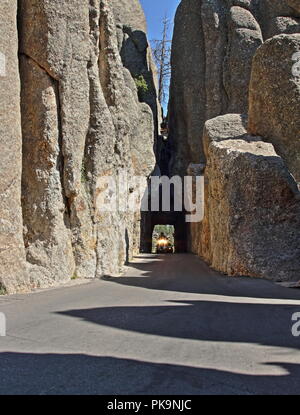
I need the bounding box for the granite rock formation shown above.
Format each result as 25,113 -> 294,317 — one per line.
0,0 -> 29,294
168,0 -> 300,176
197,114 -> 300,281
0,0 -> 157,293
169,0 -> 300,281
248,34 -> 300,184
111,0 -> 161,148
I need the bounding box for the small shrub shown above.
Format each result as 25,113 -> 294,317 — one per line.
71,273 -> 79,281
134,75 -> 149,100
0,285 -> 7,295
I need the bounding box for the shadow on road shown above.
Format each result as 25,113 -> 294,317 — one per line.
57,299 -> 300,350
102,254 -> 300,301
0,352 -> 300,394
2,254 -> 300,395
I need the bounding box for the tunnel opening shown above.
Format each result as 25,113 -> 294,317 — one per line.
140,210 -> 187,254
152,224 -> 175,254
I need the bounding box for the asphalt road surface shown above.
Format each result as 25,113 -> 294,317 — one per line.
1,254 -> 300,395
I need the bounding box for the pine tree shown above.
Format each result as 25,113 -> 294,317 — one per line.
151,15 -> 172,105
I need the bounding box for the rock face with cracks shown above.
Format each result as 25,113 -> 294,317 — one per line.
0,0 -> 157,293
248,34 -> 300,184
0,0 -> 29,294
194,114 -> 300,281
170,0 -> 300,281
110,0 -> 161,152
168,0 -> 300,176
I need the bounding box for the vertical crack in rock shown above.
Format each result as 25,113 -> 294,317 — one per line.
55,79 -> 71,227
1,0 -> 156,293
99,1 -> 118,108
19,53 -> 75,288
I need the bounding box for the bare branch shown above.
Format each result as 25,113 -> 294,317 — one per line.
150,14 -> 172,104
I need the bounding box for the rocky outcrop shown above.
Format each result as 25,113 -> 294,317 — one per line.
170,0 -> 300,281
111,0 -> 161,152
0,1 -> 29,294
196,114 -> 300,281
0,0 -> 157,293
248,34 -> 300,184
168,0 -> 207,176
224,6 -> 263,113
168,0 -> 299,177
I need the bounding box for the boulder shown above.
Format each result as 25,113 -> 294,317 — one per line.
199,114 -> 300,281
224,6 -> 263,113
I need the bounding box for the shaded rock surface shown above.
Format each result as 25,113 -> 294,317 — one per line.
287,0 -> 300,14
0,0 -> 157,293
259,0 -> 300,39
168,0 -> 207,176
249,34 -> 300,184
170,1 -> 300,281
111,0 -> 161,153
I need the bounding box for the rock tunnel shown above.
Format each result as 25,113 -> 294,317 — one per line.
140,211 -> 187,254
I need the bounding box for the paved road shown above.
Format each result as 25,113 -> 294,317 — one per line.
1,254 -> 300,395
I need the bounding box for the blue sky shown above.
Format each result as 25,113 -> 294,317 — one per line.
140,0 -> 180,42
140,0 -> 180,111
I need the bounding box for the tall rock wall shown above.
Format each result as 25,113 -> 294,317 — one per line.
168,0 -> 207,175
0,0 -> 157,293
0,1 -> 29,294
169,0 -> 300,281
111,0 -> 161,154
168,0 -> 299,176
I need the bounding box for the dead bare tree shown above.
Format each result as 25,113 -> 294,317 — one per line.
151,15 -> 172,105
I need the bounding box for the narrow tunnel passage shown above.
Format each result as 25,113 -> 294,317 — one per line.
140,116 -> 188,255
141,211 -> 187,254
